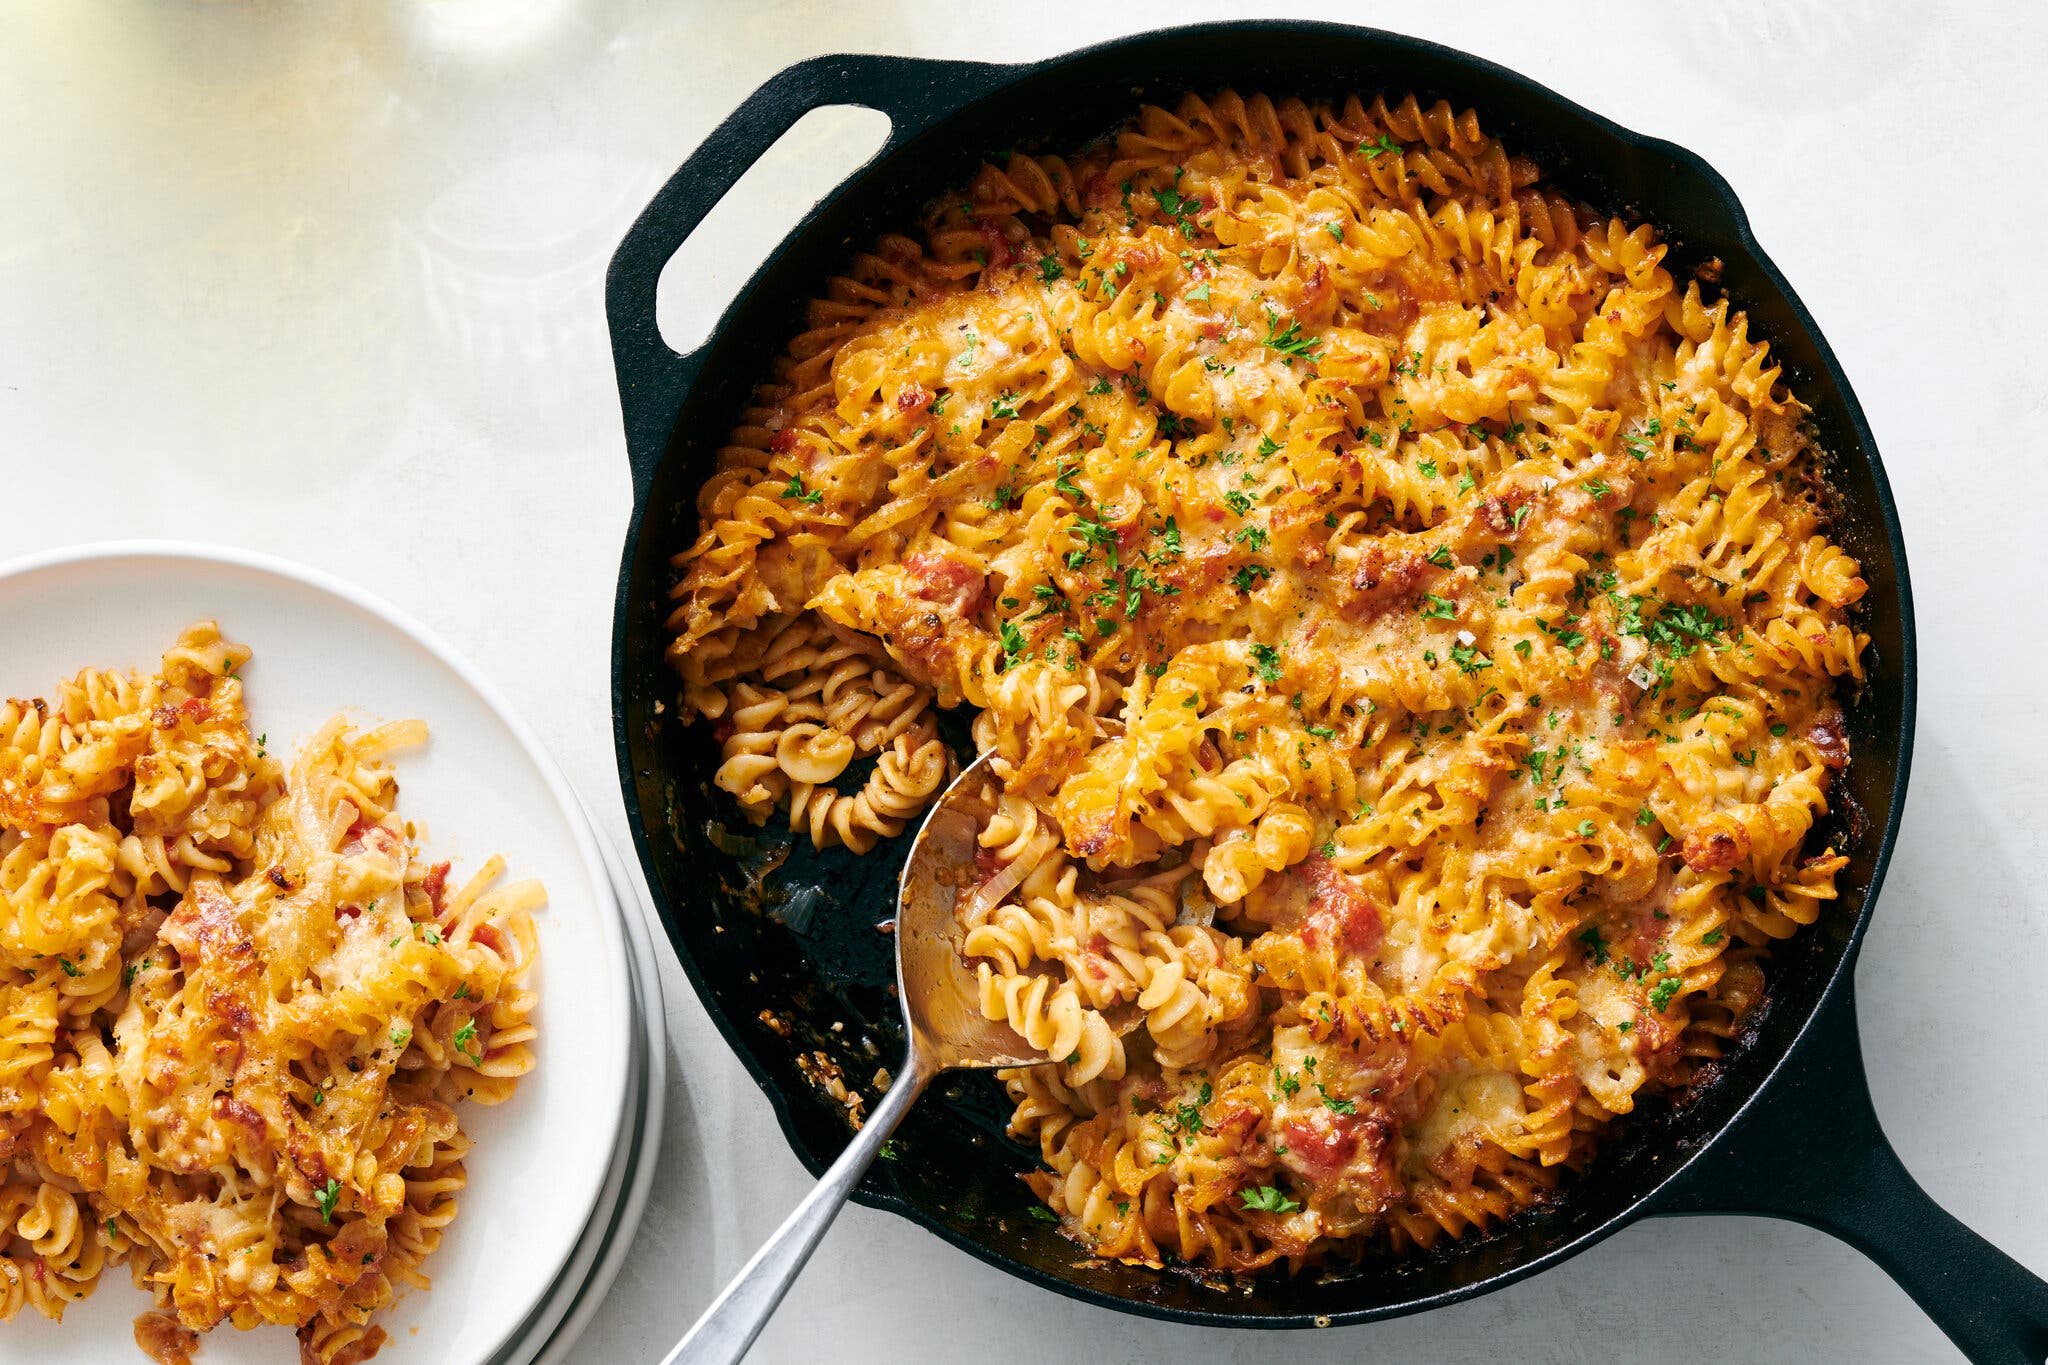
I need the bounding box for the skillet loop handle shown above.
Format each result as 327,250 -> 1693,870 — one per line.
605,53 -> 1013,504
1654,981 -> 2048,1364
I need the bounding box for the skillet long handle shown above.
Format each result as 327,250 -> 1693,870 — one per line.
1654,980 -> 2048,1363
605,52 -> 1013,503
662,1058 -> 930,1365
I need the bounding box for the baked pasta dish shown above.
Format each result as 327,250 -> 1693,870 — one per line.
0,624 -> 541,1362
665,91 -> 1866,1269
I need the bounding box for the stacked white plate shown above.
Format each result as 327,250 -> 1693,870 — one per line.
0,543 -> 663,1365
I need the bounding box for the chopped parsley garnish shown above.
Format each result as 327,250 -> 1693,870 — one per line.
991,391 -> 1020,420
1223,490 -> 1254,515
1537,615 -> 1587,651
1420,594 -> 1457,620
1028,1205 -> 1059,1224
1358,134 -> 1401,158
317,1178 -> 343,1224
1171,1081 -> 1213,1134
1577,924 -> 1609,966
1648,975 -> 1684,1011
453,1021 -> 479,1057
1240,1185 -> 1302,1213
1250,643 -> 1283,683
1071,516 -> 1119,556
1426,545 -> 1454,568
1231,564 -> 1272,592
1448,643 -> 1491,675
1260,311 -> 1323,363
1648,601 -> 1728,656
778,475 -> 823,506
1038,255 -> 1064,283
1622,418 -> 1662,462
1235,525 -> 1269,552
1153,168 -> 1206,237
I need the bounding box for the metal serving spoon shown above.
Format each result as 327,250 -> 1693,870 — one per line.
663,752 -> 1130,1364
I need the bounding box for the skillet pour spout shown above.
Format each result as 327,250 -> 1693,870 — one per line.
608,20 -> 2048,1361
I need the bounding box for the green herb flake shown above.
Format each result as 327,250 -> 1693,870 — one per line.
1240,1184 -> 1302,1213
778,474 -> 824,506
1260,311 -> 1323,363
317,1178 -> 343,1224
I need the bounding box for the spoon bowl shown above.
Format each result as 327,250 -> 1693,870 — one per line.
891,764 -> 1045,1075
663,751 -> 1095,1364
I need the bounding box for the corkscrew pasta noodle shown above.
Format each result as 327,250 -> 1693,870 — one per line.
0,623 -> 541,1362
664,90 -> 1865,1271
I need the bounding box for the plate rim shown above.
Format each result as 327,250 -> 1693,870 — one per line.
0,536 -> 634,1365
514,801 -> 668,1365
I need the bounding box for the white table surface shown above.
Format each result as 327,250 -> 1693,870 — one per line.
3,3 -> 2041,1362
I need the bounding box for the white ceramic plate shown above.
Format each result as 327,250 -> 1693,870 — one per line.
514,805 -> 666,1365
0,542 -> 632,1365
492,803 -> 666,1365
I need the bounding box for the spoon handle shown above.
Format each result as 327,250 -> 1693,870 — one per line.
662,1059 -> 930,1365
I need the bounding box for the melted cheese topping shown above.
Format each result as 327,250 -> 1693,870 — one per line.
0,623 -> 542,1360
665,89 -> 1866,1270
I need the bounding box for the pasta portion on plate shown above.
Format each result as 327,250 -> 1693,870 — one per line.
0,623 -> 540,1362
664,90 -> 1866,1270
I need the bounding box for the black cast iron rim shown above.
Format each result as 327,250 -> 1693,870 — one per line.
608,19 -> 1918,1330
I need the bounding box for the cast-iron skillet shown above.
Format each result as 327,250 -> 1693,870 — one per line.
607,21 -> 2048,1360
